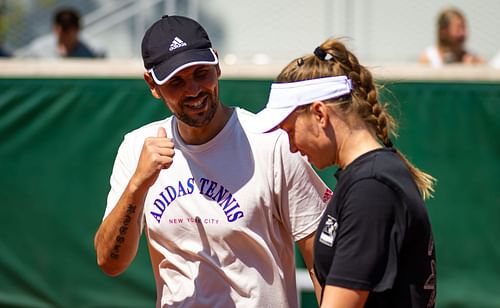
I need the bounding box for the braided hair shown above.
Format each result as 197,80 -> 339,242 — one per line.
277,39 -> 436,199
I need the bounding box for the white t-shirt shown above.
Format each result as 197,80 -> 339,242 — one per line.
423,45 -> 443,67
104,108 -> 331,307
490,50 -> 500,68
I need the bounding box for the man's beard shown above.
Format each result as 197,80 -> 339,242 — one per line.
169,92 -> 219,127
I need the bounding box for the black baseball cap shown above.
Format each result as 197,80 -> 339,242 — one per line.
141,15 -> 218,85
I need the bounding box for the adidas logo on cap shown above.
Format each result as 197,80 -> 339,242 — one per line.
169,37 -> 187,51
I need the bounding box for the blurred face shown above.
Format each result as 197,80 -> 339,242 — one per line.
154,64 -> 221,127
444,16 -> 467,47
54,26 -> 79,54
279,105 -> 336,170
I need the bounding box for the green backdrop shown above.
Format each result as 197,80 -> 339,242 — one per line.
0,77 -> 499,307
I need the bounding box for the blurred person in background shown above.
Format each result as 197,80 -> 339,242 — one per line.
19,7 -> 104,58
419,7 -> 483,67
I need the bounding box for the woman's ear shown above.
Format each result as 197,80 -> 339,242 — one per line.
310,101 -> 329,127
143,72 -> 161,99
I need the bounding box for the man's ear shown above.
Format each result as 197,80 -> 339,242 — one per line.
214,49 -> 221,77
215,64 -> 221,77
143,72 -> 161,99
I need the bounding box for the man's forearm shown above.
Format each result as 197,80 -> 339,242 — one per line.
297,232 -> 322,304
94,182 -> 147,276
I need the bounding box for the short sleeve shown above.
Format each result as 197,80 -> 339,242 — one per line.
273,132 -> 331,241
103,135 -> 137,219
326,178 -> 403,291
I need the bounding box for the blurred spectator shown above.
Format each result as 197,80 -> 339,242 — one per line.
17,7 -> 105,58
419,7 -> 483,67
0,45 -> 10,57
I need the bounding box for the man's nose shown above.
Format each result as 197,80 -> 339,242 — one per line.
184,79 -> 201,97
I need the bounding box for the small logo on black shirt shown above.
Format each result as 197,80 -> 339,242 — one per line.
319,215 -> 338,247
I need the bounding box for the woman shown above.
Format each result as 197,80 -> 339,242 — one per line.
419,7 -> 483,66
252,39 -> 437,307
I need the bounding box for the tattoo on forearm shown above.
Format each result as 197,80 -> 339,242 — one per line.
110,204 -> 137,260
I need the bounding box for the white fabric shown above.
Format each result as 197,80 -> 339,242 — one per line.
267,76 -> 352,109
423,45 -> 443,68
104,108 -> 331,308
490,50 -> 500,69
251,76 -> 352,133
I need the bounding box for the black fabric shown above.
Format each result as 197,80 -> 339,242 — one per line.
141,15 -> 214,80
314,47 -> 327,60
314,148 -> 437,308
67,41 -> 101,58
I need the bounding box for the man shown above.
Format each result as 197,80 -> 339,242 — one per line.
19,7 -> 104,58
94,15 -> 331,307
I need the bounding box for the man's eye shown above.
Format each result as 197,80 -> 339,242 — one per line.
169,79 -> 182,86
195,70 -> 209,78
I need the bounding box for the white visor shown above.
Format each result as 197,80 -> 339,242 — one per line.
250,76 -> 352,133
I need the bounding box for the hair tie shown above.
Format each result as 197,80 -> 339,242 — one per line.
314,47 -> 327,60
385,139 -> 394,148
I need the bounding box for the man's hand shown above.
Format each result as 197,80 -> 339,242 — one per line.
132,127 -> 175,189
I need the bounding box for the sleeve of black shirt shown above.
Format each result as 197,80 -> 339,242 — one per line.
326,178 -> 404,292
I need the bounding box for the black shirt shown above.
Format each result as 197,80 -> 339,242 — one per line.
314,148 -> 436,307
67,41 -> 102,58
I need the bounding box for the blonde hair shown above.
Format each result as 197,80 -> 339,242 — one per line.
277,39 -> 436,199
